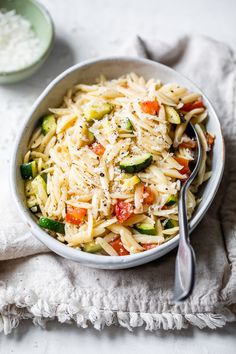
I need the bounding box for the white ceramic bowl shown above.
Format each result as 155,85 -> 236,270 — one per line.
11,57 -> 224,269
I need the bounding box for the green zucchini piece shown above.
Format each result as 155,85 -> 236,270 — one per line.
32,175 -> 47,205
41,172 -> 47,183
41,114 -> 56,135
166,107 -> 181,124
83,242 -> 102,253
38,217 -> 65,234
134,223 -> 156,235
164,219 -> 178,229
165,195 -> 177,206
122,175 -> 141,189
27,197 -> 40,213
120,153 -> 153,173
25,180 -> 34,197
88,130 -> 95,144
20,161 -> 37,180
84,102 -> 114,122
27,197 -> 38,208
126,118 -> 133,130
32,175 -> 47,192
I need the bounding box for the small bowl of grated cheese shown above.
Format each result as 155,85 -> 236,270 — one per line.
0,0 -> 54,84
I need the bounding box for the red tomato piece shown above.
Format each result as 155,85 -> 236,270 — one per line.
175,157 -> 191,176
114,200 -> 134,223
142,244 -> 157,250
110,238 -> 130,256
90,143 -> 105,156
180,101 -> 204,112
140,100 -> 160,115
65,205 -> 87,225
143,186 -> 155,205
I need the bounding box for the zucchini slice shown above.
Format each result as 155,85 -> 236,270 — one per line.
20,161 -> 37,180
32,175 -> 47,205
41,114 -> 56,135
41,172 -> 48,183
83,242 -> 102,253
87,130 -> 95,144
120,153 -> 153,173
39,217 -> 65,234
27,197 -> 40,213
166,107 -> 181,124
134,223 -> 156,235
122,175 -> 141,189
126,118 -> 133,130
165,195 -> 177,206
84,102 -> 114,122
164,219 -> 178,229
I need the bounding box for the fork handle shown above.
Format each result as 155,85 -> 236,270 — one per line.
173,186 -> 196,301
178,185 -> 189,244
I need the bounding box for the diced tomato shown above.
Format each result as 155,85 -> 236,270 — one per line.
90,143 -> 105,156
65,205 -> 87,225
205,132 -> 215,150
140,100 -> 160,115
175,157 -> 191,176
142,244 -> 157,250
114,200 -> 134,223
179,139 -> 197,149
110,237 -> 130,256
121,81 -> 129,88
180,101 -> 204,112
143,186 -> 155,205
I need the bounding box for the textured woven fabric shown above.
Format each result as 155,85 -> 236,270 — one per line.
0,35 -> 236,334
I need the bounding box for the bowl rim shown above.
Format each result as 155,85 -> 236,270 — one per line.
0,0 -> 54,76
10,56 -> 225,268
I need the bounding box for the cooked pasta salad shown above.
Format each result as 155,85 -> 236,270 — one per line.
21,73 -> 214,256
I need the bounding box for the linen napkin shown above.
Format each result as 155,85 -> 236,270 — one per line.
1,35 -> 236,335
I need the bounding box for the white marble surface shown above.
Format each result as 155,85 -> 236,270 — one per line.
1,0 -> 236,352
0,320 -> 236,354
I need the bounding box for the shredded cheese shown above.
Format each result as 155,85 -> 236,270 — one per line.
0,10 -> 41,72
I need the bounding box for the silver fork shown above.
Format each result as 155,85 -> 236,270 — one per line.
173,123 -> 203,301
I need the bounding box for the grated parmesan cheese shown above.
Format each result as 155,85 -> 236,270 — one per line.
0,9 -> 41,72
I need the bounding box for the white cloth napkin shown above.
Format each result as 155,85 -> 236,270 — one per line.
1,35 -> 236,335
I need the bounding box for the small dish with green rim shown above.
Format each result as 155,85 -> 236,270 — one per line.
0,0 -> 54,84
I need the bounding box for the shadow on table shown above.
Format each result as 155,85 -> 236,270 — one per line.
6,319 -> 236,342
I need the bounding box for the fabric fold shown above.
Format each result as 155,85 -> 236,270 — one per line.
0,169 -> 48,261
